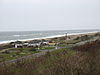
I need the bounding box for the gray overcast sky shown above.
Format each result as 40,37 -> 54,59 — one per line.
0,0 -> 100,31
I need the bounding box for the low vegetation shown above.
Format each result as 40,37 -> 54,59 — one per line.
0,48 -> 40,62
39,46 -> 55,50
0,40 -> 100,75
0,46 -> 56,62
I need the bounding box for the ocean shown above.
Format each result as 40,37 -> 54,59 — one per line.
0,29 -> 100,44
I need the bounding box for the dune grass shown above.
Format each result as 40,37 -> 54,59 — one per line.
0,40 -> 100,75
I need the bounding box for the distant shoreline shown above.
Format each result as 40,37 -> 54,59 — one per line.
0,31 -> 99,44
